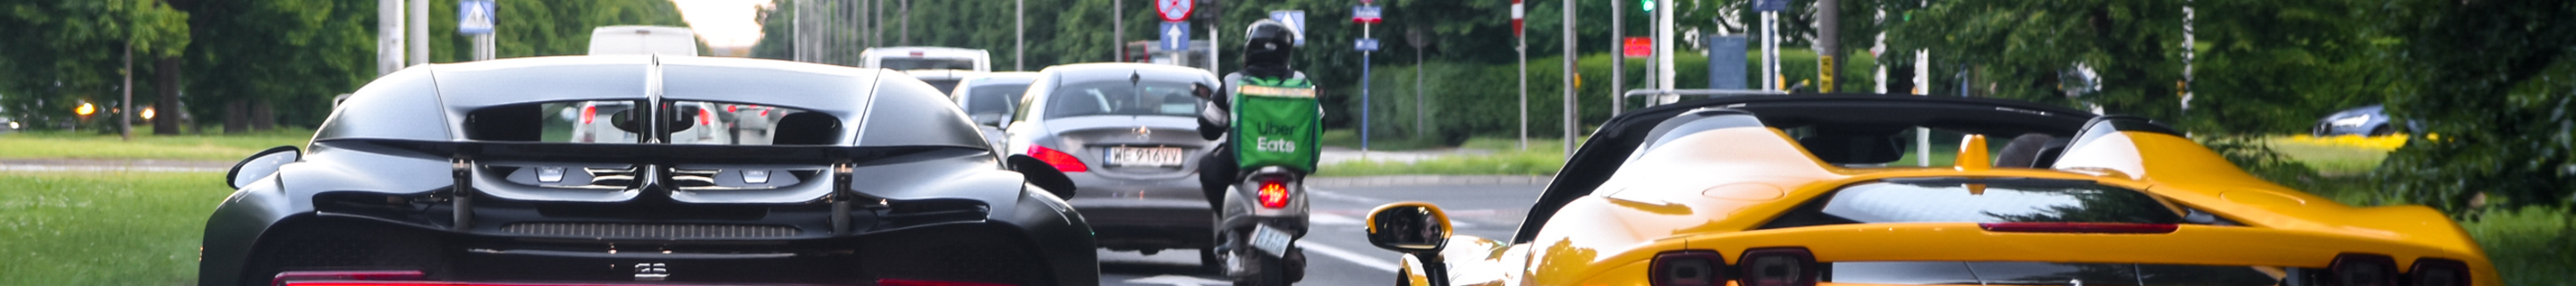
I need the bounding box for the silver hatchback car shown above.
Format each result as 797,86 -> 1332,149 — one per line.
1004,63 -> 1221,260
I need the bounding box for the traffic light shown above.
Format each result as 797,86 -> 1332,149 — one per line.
1642,0 -> 1654,12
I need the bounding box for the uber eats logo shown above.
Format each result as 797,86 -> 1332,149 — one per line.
1251,122 -> 1301,153
1257,136 -> 1298,153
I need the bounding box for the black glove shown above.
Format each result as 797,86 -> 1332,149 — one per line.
1194,82 -> 1229,140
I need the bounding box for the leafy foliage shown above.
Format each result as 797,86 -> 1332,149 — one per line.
0,0 -> 191,129
1888,0 -> 2184,120
2372,0 -> 2576,214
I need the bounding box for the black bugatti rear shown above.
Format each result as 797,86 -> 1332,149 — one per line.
200,56 -> 1096,286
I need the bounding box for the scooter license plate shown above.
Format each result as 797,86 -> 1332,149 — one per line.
1250,225 -> 1293,257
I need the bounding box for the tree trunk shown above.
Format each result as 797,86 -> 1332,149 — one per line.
250,99 -> 276,131
154,56 -> 182,135
225,100 -> 249,134
121,44 -> 133,140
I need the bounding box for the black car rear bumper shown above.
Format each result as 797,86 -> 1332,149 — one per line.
233,214 -> 1058,286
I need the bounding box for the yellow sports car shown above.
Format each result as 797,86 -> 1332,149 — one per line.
1363,95 -> 2496,286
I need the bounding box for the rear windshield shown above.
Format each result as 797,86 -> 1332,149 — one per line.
1760,178 -> 2181,229
470,100 -> 839,146
1043,80 -> 1200,119
963,84 -> 1030,115
925,80 -> 962,94
878,57 -> 976,71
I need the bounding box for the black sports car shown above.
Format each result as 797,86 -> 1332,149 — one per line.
202,55 -> 1096,286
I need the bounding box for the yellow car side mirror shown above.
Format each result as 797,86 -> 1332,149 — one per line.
1366,202 -> 1453,255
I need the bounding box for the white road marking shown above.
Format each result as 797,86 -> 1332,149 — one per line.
1124,274 -> 1230,286
1311,213 -> 1364,225
1300,241 -> 1401,273
1306,189 -> 1385,204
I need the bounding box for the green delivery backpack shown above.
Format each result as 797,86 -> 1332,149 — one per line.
1231,77 -> 1322,172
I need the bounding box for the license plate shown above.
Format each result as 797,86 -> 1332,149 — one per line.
1106,147 -> 1184,167
1249,225 -> 1293,257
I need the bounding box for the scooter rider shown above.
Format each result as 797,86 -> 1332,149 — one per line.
1195,20 -> 1312,205
1191,19 -> 1316,284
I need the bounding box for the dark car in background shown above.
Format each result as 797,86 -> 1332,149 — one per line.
204,55 -> 1097,286
954,72 -> 1039,149
1004,63 -> 1224,265
2314,105 -> 2402,136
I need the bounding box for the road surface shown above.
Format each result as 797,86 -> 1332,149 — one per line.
1096,181 -> 1548,286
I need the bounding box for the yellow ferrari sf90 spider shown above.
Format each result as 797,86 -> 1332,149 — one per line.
1364,95 -> 2496,286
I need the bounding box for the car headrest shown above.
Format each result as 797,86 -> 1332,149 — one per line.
1795,126 -> 1909,164
1994,133 -> 2057,168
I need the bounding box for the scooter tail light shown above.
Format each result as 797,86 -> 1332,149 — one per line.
1027,146 -> 1088,172
2407,257 -> 2471,286
1257,179 -> 1290,208
2327,253 -> 2402,286
1650,250 -> 1727,286
1737,248 -> 1820,286
271,270 -> 425,286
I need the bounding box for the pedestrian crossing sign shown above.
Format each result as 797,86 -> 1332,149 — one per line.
459,0 -> 495,35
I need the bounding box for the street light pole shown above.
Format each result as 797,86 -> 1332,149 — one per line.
1610,0 -> 1623,115
1114,0 -> 1123,61
411,0 -> 428,65
1016,0 -> 1024,71
1562,0 -> 1579,156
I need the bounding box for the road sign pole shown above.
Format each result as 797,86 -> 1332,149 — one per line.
1356,4 -> 1382,155
1515,0 -> 1527,151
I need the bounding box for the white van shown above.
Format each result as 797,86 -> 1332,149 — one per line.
860,46 -> 990,93
588,26 -> 699,56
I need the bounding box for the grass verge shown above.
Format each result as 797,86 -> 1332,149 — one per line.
0,171 -> 227,285
1316,136 -> 1576,177
0,129 -> 310,161
1316,150 -> 1565,177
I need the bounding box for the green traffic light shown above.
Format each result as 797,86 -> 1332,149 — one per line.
1641,0 -> 1655,12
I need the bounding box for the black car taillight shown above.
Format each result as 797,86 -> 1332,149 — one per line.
2326,254 -> 2401,286
271,270 -> 425,286
2407,258 -> 2471,286
1027,146 -> 1088,172
1737,248 -> 1820,286
877,278 -> 1018,286
1649,250 -> 1727,286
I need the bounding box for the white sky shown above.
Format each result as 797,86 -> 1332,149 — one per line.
670,0 -> 770,49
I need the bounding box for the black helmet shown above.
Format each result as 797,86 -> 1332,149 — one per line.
1242,20 -> 1297,68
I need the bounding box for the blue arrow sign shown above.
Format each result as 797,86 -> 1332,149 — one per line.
1356,38 -> 1380,51
1159,21 -> 1191,51
459,0 -> 495,35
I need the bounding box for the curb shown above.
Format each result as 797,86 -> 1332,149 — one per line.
1309,175 -> 1554,188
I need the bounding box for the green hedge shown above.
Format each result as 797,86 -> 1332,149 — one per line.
1330,50 -> 1877,145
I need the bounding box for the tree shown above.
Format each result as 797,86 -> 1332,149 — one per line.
1887,0 -> 2184,120
0,0 -> 191,131
2373,0 -> 2576,214
182,0 -> 375,131
2179,0 -> 2385,135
